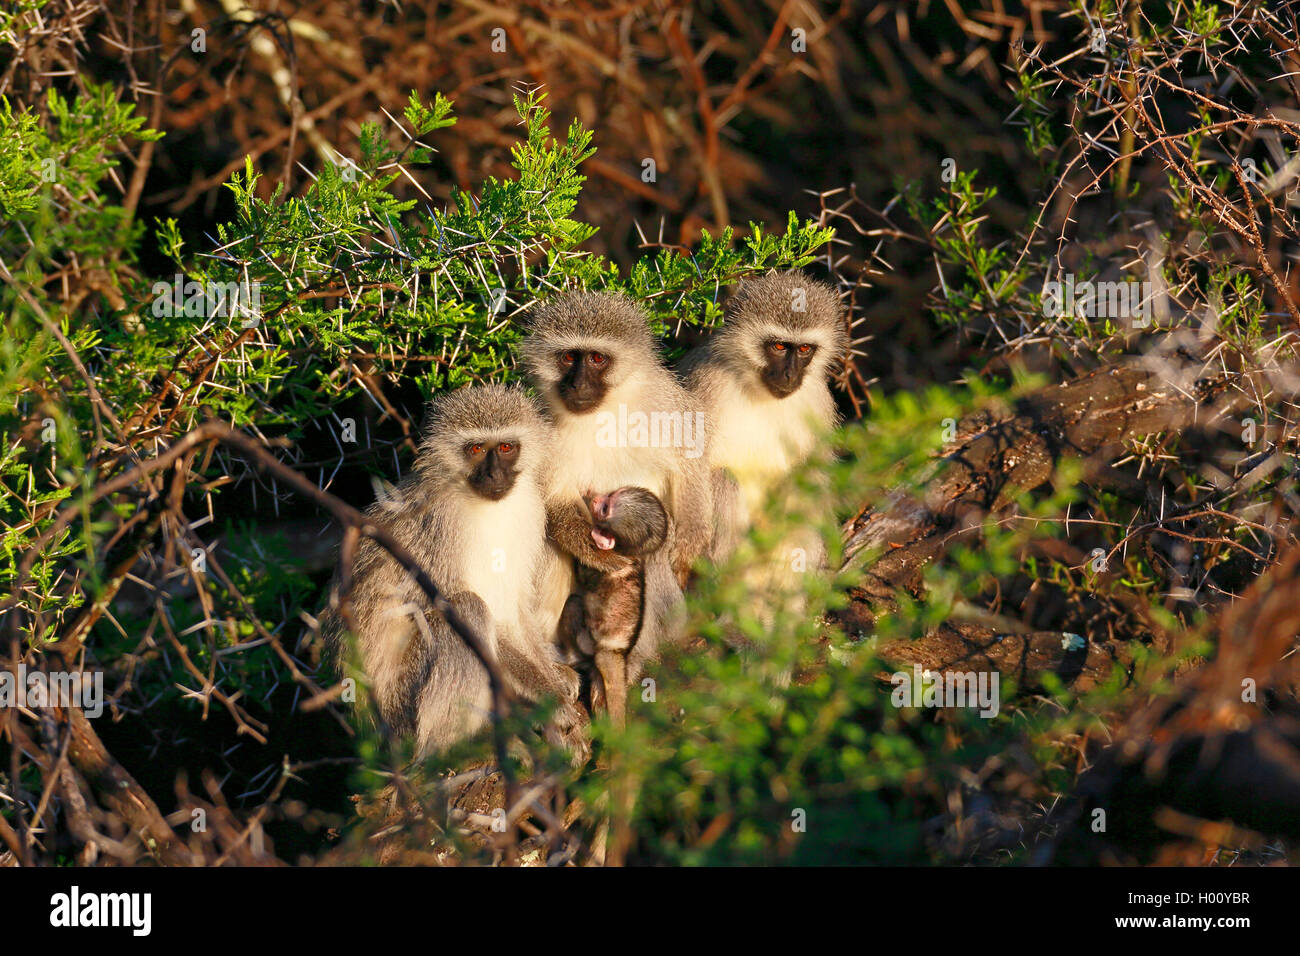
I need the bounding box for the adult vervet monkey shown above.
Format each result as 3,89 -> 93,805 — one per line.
322,384 -> 583,756
520,290 -> 710,685
682,271 -> 847,568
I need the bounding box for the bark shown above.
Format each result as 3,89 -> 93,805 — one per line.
1048,541 -> 1300,862
840,362 -> 1235,690
835,357 -> 1300,857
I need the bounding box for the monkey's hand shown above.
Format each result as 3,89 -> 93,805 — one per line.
672,555 -> 695,591
542,675 -> 591,766
663,455 -> 715,582
547,501 -> 635,573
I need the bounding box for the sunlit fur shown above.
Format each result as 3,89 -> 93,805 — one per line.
323,384 -> 569,755
521,290 -> 709,677
684,272 -> 847,561
520,291 -> 667,390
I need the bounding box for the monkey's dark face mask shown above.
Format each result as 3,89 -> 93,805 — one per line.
760,340 -> 818,398
555,349 -> 611,414
464,440 -> 521,501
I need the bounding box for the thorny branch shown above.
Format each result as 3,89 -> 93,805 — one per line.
2,419 -> 525,864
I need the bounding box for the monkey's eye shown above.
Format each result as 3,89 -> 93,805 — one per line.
467,443 -> 485,457
497,441 -> 515,454
767,341 -> 787,353
588,351 -> 607,367
559,351 -> 576,366
797,343 -> 812,354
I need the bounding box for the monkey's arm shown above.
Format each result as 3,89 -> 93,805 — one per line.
546,499 -> 636,574
667,454 -> 715,585
496,636 -> 580,704
707,467 -> 742,563
495,634 -> 587,759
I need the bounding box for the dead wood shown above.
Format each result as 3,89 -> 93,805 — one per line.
839,361 -> 1245,691
1047,541 -> 1300,863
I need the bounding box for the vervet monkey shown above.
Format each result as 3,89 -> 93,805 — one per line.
322,384 -> 583,756
520,290 -> 709,682
682,272 -> 847,566
558,487 -> 669,729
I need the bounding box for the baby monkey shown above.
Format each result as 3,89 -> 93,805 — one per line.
560,486 -> 669,729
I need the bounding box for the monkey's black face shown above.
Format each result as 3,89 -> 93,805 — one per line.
760,340 -> 818,398
464,440 -> 521,501
555,349 -> 611,413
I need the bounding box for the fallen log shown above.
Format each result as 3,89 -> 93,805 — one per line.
1047,541 -> 1300,862
839,361 -> 1242,688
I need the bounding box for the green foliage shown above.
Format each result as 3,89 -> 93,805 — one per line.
3,0 -> 1289,865
902,171 -> 1029,332
552,379 -> 1129,864
0,85 -> 162,268
0,87 -> 832,736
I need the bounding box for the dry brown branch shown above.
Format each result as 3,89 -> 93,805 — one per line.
838,357 -> 1288,688
1049,540 -> 1300,863
2,420 -> 522,863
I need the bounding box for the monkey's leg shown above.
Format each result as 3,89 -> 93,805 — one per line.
411,594 -> 494,756
496,638 -> 590,764
594,649 -> 628,730
558,592 -> 595,657
589,666 -> 607,716
496,637 -> 581,705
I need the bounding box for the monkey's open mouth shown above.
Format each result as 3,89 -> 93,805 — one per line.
590,527 -> 617,550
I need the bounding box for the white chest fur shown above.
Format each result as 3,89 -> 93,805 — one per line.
549,402 -> 671,500
708,379 -> 827,521
457,489 -> 545,631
